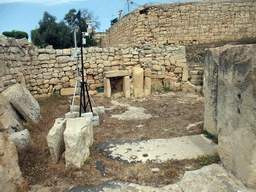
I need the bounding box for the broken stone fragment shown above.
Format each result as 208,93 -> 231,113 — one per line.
64,117 -> 93,169
3,84 -> 41,123
8,129 -> 31,150
47,118 -> 66,164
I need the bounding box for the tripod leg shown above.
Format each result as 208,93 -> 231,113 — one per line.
84,82 -> 93,113
71,78 -> 78,113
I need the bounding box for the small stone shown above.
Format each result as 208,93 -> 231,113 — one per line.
130,154 -> 138,159
151,168 -> 160,172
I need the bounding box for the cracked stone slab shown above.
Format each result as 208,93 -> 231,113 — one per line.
67,164 -> 251,192
98,134 -> 217,164
111,106 -> 152,120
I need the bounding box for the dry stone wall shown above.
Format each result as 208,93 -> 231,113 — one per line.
0,35 -> 188,97
102,0 -> 256,48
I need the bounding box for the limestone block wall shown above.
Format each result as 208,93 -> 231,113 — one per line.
204,44 -> 256,188
102,0 -> 256,48
0,35 -> 188,97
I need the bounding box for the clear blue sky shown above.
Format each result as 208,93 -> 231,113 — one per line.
0,0 -> 188,40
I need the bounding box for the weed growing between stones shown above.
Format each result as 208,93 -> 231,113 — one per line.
84,157 -> 93,165
96,87 -> 104,93
196,153 -> 221,168
202,130 -> 218,144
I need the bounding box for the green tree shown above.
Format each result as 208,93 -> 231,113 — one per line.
64,8 -> 99,47
64,8 -> 100,31
2,30 -> 28,39
31,12 -> 73,49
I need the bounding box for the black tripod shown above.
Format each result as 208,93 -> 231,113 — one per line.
77,11 -> 93,117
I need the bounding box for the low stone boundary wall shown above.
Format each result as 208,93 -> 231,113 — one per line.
0,36 -> 189,97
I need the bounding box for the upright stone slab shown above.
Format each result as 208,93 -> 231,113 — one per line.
123,76 -> 130,98
144,77 -> 151,96
206,44 -> 256,189
132,67 -> 144,97
3,84 -> 40,123
182,65 -> 189,82
104,78 -> 111,98
64,117 -> 93,169
204,48 -> 219,136
47,118 -> 66,164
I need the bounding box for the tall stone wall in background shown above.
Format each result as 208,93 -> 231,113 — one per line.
102,0 -> 256,48
0,35 -> 189,97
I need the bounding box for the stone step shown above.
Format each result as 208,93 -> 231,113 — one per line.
191,79 -> 203,85
191,74 -> 203,79
190,70 -> 203,75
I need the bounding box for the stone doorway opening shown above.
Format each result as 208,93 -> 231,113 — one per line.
110,76 -> 123,97
103,70 -> 131,98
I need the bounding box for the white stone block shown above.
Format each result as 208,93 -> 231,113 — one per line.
92,116 -> 99,126
47,118 -> 66,164
65,111 -> 79,118
92,106 -> 105,115
64,118 -> 93,169
8,129 -> 31,150
81,112 -> 93,118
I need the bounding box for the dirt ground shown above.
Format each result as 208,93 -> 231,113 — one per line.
18,40 -> 245,191
17,90 -> 211,192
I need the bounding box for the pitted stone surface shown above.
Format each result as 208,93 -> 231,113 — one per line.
47,118 -> 66,164
67,164 -> 251,192
98,134 -> 217,163
64,117 -> 93,169
3,84 -> 40,123
112,106 -> 152,120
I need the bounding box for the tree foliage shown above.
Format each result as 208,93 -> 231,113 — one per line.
31,9 -> 99,49
64,8 -> 100,31
2,30 -> 28,39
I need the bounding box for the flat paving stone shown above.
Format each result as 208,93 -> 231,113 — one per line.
98,134 -> 217,163
67,164 -> 251,192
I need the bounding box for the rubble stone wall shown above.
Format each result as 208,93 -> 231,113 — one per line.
204,44 -> 256,188
102,0 -> 256,48
0,35 -> 187,97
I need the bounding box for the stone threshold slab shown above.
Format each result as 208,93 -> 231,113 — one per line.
98,134 -> 217,163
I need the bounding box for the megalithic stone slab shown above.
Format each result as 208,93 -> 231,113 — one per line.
104,78 -> 111,98
64,117 -> 93,169
144,77 -> 151,96
132,67 -> 144,97
47,118 -> 66,164
3,84 -> 40,123
123,76 -> 131,98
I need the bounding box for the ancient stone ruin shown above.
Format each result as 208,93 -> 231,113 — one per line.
1,0 -> 256,190
204,44 -> 256,188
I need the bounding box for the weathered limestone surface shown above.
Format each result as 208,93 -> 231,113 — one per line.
203,48 -> 219,135
0,35 -> 188,97
0,94 -> 24,133
132,67 -> 144,97
104,70 -> 130,78
104,78 -> 111,98
8,129 -> 31,150
123,76 -> 131,98
3,84 -> 40,123
204,44 -> 256,189
0,133 -> 24,191
47,118 -> 66,164
144,77 -> 151,96
64,118 -> 93,169
102,0 -> 256,48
